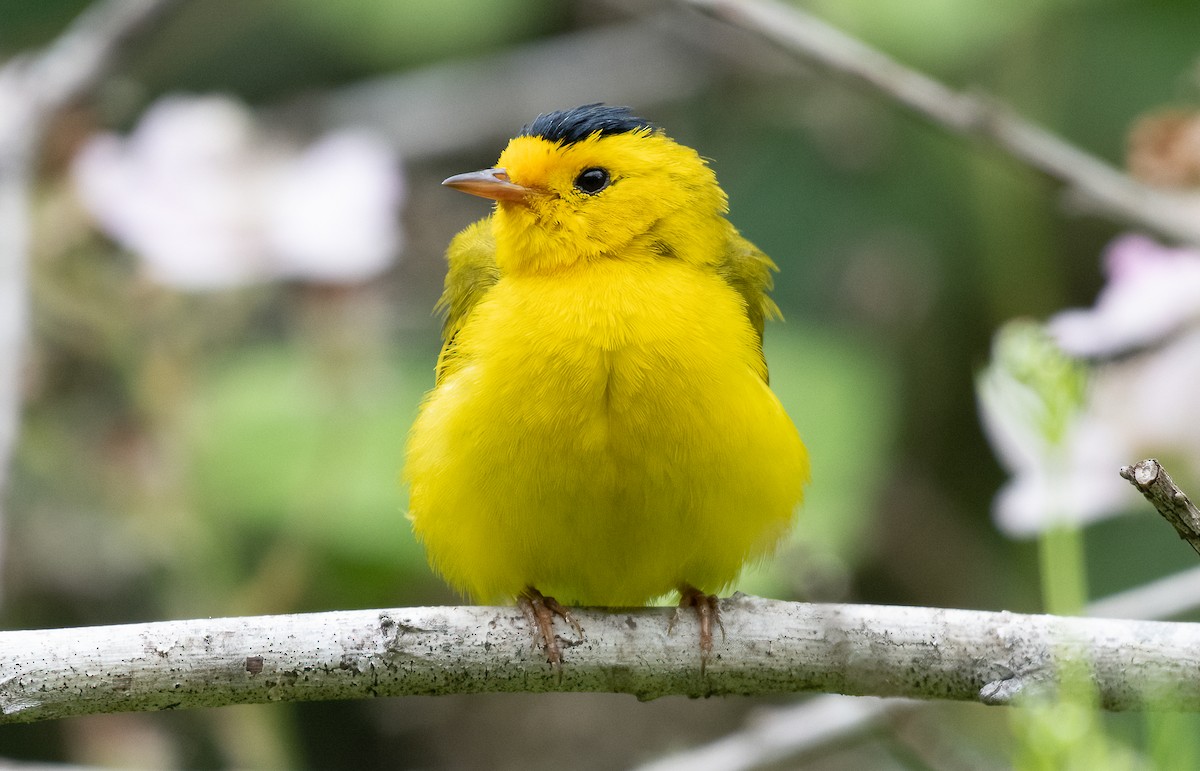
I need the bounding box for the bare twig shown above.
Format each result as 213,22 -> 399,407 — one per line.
1086,564 -> 1200,620
4,596 -> 1200,724
1120,458 -> 1200,557
676,0 -> 1200,246
637,694 -> 917,771
5,0 -> 183,121
0,0 -> 185,556
306,16 -> 710,158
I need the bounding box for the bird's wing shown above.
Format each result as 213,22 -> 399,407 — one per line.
434,218 -> 501,384
716,226 -> 782,384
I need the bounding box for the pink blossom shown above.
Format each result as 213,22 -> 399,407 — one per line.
982,234 -> 1200,536
1050,234 -> 1200,357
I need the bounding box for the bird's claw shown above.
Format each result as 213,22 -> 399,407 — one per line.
672,585 -> 724,674
518,587 -> 583,669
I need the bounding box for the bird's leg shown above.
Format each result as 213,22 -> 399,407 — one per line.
517,587 -> 583,668
671,584 -> 726,673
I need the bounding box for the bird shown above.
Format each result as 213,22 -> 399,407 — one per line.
404,104 -> 809,667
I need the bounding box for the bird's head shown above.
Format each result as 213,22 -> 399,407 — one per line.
443,105 -> 729,274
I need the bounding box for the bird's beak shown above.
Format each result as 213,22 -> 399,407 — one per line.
442,168 -> 534,202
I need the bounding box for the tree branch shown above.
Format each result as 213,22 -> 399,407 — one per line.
0,0 -> 185,562
4,595 -> 1200,724
676,0 -> 1200,246
1120,458 -> 1200,558
6,0 -> 183,121
645,564 -> 1200,771
307,16 -> 711,159
637,693 -> 916,771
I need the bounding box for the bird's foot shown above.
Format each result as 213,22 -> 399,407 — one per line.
518,587 -> 583,668
670,584 -> 726,673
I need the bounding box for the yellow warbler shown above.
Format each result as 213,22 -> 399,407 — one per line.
405,105 -> 809,664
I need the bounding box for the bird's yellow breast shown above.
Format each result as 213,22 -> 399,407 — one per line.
405,252 -> 808,605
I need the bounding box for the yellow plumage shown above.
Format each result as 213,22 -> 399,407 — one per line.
405,105 -> 808,608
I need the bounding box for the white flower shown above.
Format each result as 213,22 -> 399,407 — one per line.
981,235 -> 1200,536
982,408 -> 1133,537
1086,328 -> 1200,470
977,321 -> 1133,536
72,94 -> 403,290
264,131 -> 402,283
1050,234 -> 1200,488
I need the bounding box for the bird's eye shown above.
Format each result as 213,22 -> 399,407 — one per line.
573,167 -> 611,195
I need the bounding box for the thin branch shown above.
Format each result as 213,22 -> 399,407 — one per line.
1087,564 -> 1200,620
636,694 -> 917,771
0,0 -> 185,564
6,0 -> 184,123
676,0 -> 1200,247
4,596 -> 1200,724
641,563 -> 1200,771
1120,458 -> 1200,557
305,16 -> 711,158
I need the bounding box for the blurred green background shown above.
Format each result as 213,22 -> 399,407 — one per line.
3,0 -> 1200,767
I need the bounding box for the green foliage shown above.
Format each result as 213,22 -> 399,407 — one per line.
185,343 -> 428,566
1010,692 -> 1141,771
979,319 -> 1088,449
0,0 -> 89,52
288,0 -> 566,70
804,0 -> 1086,71
739,325 -> 900,596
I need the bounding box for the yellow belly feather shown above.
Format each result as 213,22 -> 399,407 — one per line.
405,256 -> 808,605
